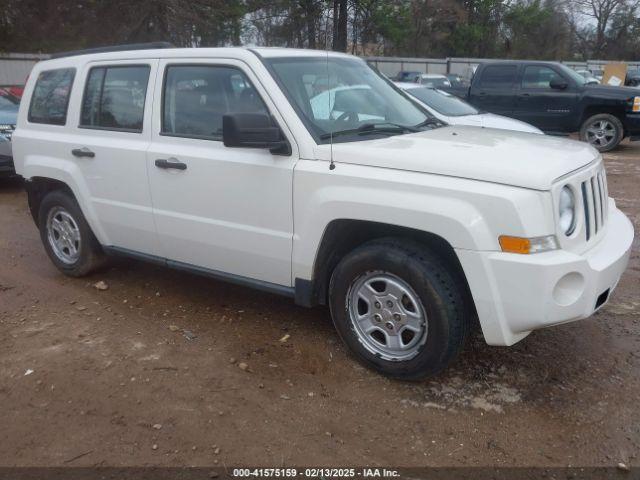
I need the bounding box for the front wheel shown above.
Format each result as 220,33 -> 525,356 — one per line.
329,238 -> 469,380
580,113 -> 624,152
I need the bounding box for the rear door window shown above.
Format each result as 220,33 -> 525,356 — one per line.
479,65 -> 518,89
28,68 -> 75,125
81,65 -> 150,132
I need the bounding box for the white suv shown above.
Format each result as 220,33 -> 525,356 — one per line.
12,45 -> 634,379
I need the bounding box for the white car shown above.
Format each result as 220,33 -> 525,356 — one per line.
13,45 -> 634,379
575,69 -> 600,85
414,73 -> 452,88
397,82 -> 543,134
0,88 -> 18,175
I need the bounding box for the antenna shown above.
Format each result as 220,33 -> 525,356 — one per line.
325,6 -> 335,171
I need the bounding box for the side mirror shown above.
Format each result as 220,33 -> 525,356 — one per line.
549,77 -> 568,90
222,113 -> 291,155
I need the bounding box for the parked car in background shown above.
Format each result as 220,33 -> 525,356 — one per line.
397,82 -> 542,134
414,73 -> 451,88
0,84 -> 25,99
575,69 -> 600,85
455,60 -> 640,152
445,73 -> 469,87
0,88 -> 18,176
626,68 -> 640,87
12,45 -> 634,379
591,69 -> 604,82
394,71 -> 422,82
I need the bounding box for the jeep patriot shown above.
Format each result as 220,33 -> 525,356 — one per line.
12,45 -> 634,378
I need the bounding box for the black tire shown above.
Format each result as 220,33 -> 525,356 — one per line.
329,238 -> 469,380
38,189 -> 106,277
579,113 -> 624,152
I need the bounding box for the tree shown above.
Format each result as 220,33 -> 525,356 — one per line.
333,0 -> 349,50
0,0 -> 638,62
574,0 -> 626,56
603,0 -> 640,57
449,0 -> 508,57
503,0 -> 571,59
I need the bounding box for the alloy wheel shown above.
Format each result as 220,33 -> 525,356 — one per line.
347,271 -> 428,361
46,207 -> 81,265
585,120 -> 617,149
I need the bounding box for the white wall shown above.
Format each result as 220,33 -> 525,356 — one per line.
0,53 -> 50,85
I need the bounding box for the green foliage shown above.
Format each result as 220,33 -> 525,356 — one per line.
502,0 -> 570,59
0,0 -> 637,60
371,1 -> 413,48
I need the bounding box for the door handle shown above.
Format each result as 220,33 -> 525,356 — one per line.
155,158 -> 187,170
519,93 -> 531,97
71,147 -> 95,158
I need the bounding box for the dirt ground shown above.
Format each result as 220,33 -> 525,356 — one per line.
0,140 -> 639,468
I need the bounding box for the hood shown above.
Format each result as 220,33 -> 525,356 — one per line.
0,110 -> 17,125
447,114 -> 481,127
328,125 -> 598,190
452,113 -> 542,134
478,113 -> 542,134
583,84 -> 640,100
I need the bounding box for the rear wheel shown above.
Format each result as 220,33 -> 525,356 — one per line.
38,190 -> 106,277
329,238 -> 469,380
580,113 -> 624,152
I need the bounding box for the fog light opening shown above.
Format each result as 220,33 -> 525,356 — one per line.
552,272 -> 585,307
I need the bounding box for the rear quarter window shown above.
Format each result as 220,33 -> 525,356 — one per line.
28,68 -> 75,125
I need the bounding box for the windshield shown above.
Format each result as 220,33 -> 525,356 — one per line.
265,56 -> 435,143
558,65 -> 586,86
407,87 -> 478,116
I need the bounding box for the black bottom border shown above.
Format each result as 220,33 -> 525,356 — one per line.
0,467 -> 637,480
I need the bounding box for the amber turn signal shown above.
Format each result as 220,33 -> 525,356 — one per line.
499,236 -> 531,254
499,235 -> 559,254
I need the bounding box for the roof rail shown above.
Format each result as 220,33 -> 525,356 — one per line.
50,42 -> 175,59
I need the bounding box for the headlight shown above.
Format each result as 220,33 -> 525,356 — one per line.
633,96 -> 640,112
559,185 -> 576,236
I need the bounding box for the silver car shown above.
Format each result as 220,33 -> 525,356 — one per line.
0,88 -> 18,176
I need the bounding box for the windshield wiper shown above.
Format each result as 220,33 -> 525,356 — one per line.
414,118 -> 444,128
320,122 -> 420,140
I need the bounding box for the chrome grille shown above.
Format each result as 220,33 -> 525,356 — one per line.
580,166 -> 608,241
0,124 -> 14,141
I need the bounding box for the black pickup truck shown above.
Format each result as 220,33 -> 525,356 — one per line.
448,61 -> 640,152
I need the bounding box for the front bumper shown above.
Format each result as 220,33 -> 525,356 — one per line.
457,201 -> 634,346
0,135 -> 14,175
0,154 -> 14,175
625,113 -> 640,139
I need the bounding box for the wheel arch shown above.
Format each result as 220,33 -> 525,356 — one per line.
25,177 -> 74,224
580,106 -> 626,135
295,219 -> 477,325
23,174 -> 108,245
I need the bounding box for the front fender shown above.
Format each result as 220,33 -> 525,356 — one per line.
292,160 -> 554,282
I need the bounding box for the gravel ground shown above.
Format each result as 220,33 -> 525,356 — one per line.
0,140 -> 639,468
